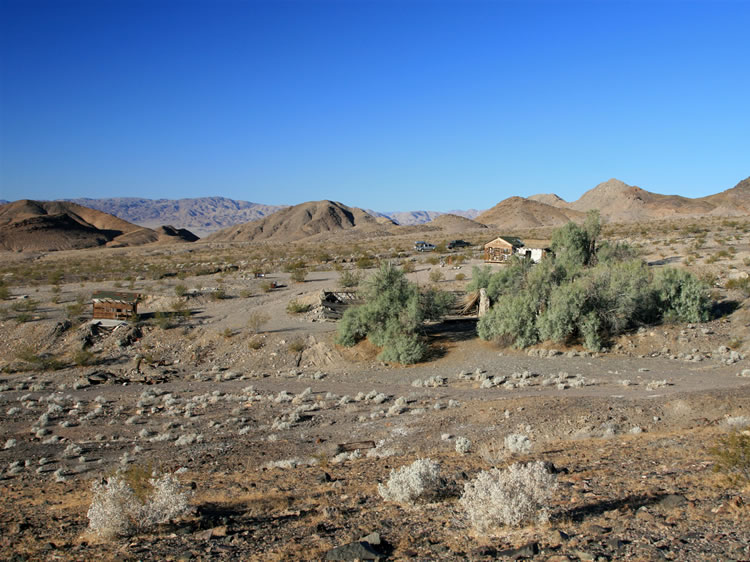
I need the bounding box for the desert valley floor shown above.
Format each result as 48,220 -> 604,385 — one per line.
1,222 -> 750,560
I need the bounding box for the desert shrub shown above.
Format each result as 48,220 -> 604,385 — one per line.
710,430 -> 750,486
455,272 -> 466,281
210,287 -> 227,300
287,338 -> 306,353
174,284 -> 187,297
260,281 -> 274,293
455,436 -> 472,454
426,256 -> 440,266
655,268 -> 711,323
378,458 -> 443,504
429,269 -> 444,284
336,262 -> 453,364
154,311 -> 175,330
282,260 -> 306,273
356,255 -> 375,269
338,269 -> 363,288
477,214 -> 711,350
248,336 -> 264,350
246,311 -> 270,334
725,276 -> 750,297
74,349 -> 96,367
504,433 -> 532,454
87,472 -> 190,539
290,267 -> 308,283
286,299 -> 312,314
401,260 -> 416,274
15,346 -> 64,371
459,461 -> 557,532
0,282 -> 9,300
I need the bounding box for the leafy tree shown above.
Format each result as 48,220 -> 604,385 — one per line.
336,262 -> 453,364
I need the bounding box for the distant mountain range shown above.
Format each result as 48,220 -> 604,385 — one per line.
63,197 -> 286,238
1,175 -> 749,251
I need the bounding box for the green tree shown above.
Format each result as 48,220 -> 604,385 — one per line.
335,262 -> 453,364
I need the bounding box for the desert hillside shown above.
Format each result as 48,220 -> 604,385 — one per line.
476,196 -> 585,229
0,200 -> 197,252
205,200 -> 391,243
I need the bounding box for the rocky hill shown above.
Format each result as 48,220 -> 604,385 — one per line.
205,200 -> 391,243
564,179 -> 714,222
699,176 -> 750,215
0,200 -> 197,252
475,196 -> 585,229
64,197 -> 285,238
527,178 -> 750,223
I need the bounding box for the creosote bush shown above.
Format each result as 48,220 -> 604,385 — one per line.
378,458 -> 443,505
460,461 -> 557,532
87,472 -> 191,539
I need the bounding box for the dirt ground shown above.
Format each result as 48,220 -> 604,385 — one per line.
1,234 -> 750,560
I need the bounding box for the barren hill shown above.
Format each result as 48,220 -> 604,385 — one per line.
699,176 -> 750,215
205,200 -> 390,243
64,196 -> 285,237
567,178 -> 715,222
528,193 -> 568,207
475,196 -> 585,229
0,200 -> 196,252
429,213 -> 488,232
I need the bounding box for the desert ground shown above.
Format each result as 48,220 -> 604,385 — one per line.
1,218 -> 750,560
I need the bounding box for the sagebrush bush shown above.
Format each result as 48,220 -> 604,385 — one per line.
460,461 -> 557,532
378,458 -> 443,504
87,473 -> 191,539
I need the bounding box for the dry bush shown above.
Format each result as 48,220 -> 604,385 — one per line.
378,458 -> 443,505
287,299 -> 312,314
246,311 -> 270,334
710,430 -> 750,486
460,461 -> 557,532
87,472 -> 190,539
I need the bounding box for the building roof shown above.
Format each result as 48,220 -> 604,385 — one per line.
484,236 -> 523,249
92,291 -> 140,304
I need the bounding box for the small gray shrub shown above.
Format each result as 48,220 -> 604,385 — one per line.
460,461 -> 557,532
378,458 -> 442,505
87,473 -> 190,539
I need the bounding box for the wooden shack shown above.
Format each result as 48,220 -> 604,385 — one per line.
92,291 -> 140,320
484,237 -> 522,263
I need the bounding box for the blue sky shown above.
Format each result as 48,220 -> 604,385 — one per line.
1,0 -> 748,212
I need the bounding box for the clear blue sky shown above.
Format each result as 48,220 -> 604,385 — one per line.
1,0 -> 748,212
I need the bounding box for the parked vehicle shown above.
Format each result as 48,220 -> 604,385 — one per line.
414,241 -> 436,252
447,239 -> 470,249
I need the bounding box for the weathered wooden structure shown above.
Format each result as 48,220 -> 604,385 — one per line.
317,291 -> 362,321
92,291 -> 140,320
484,237 -> 521,263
